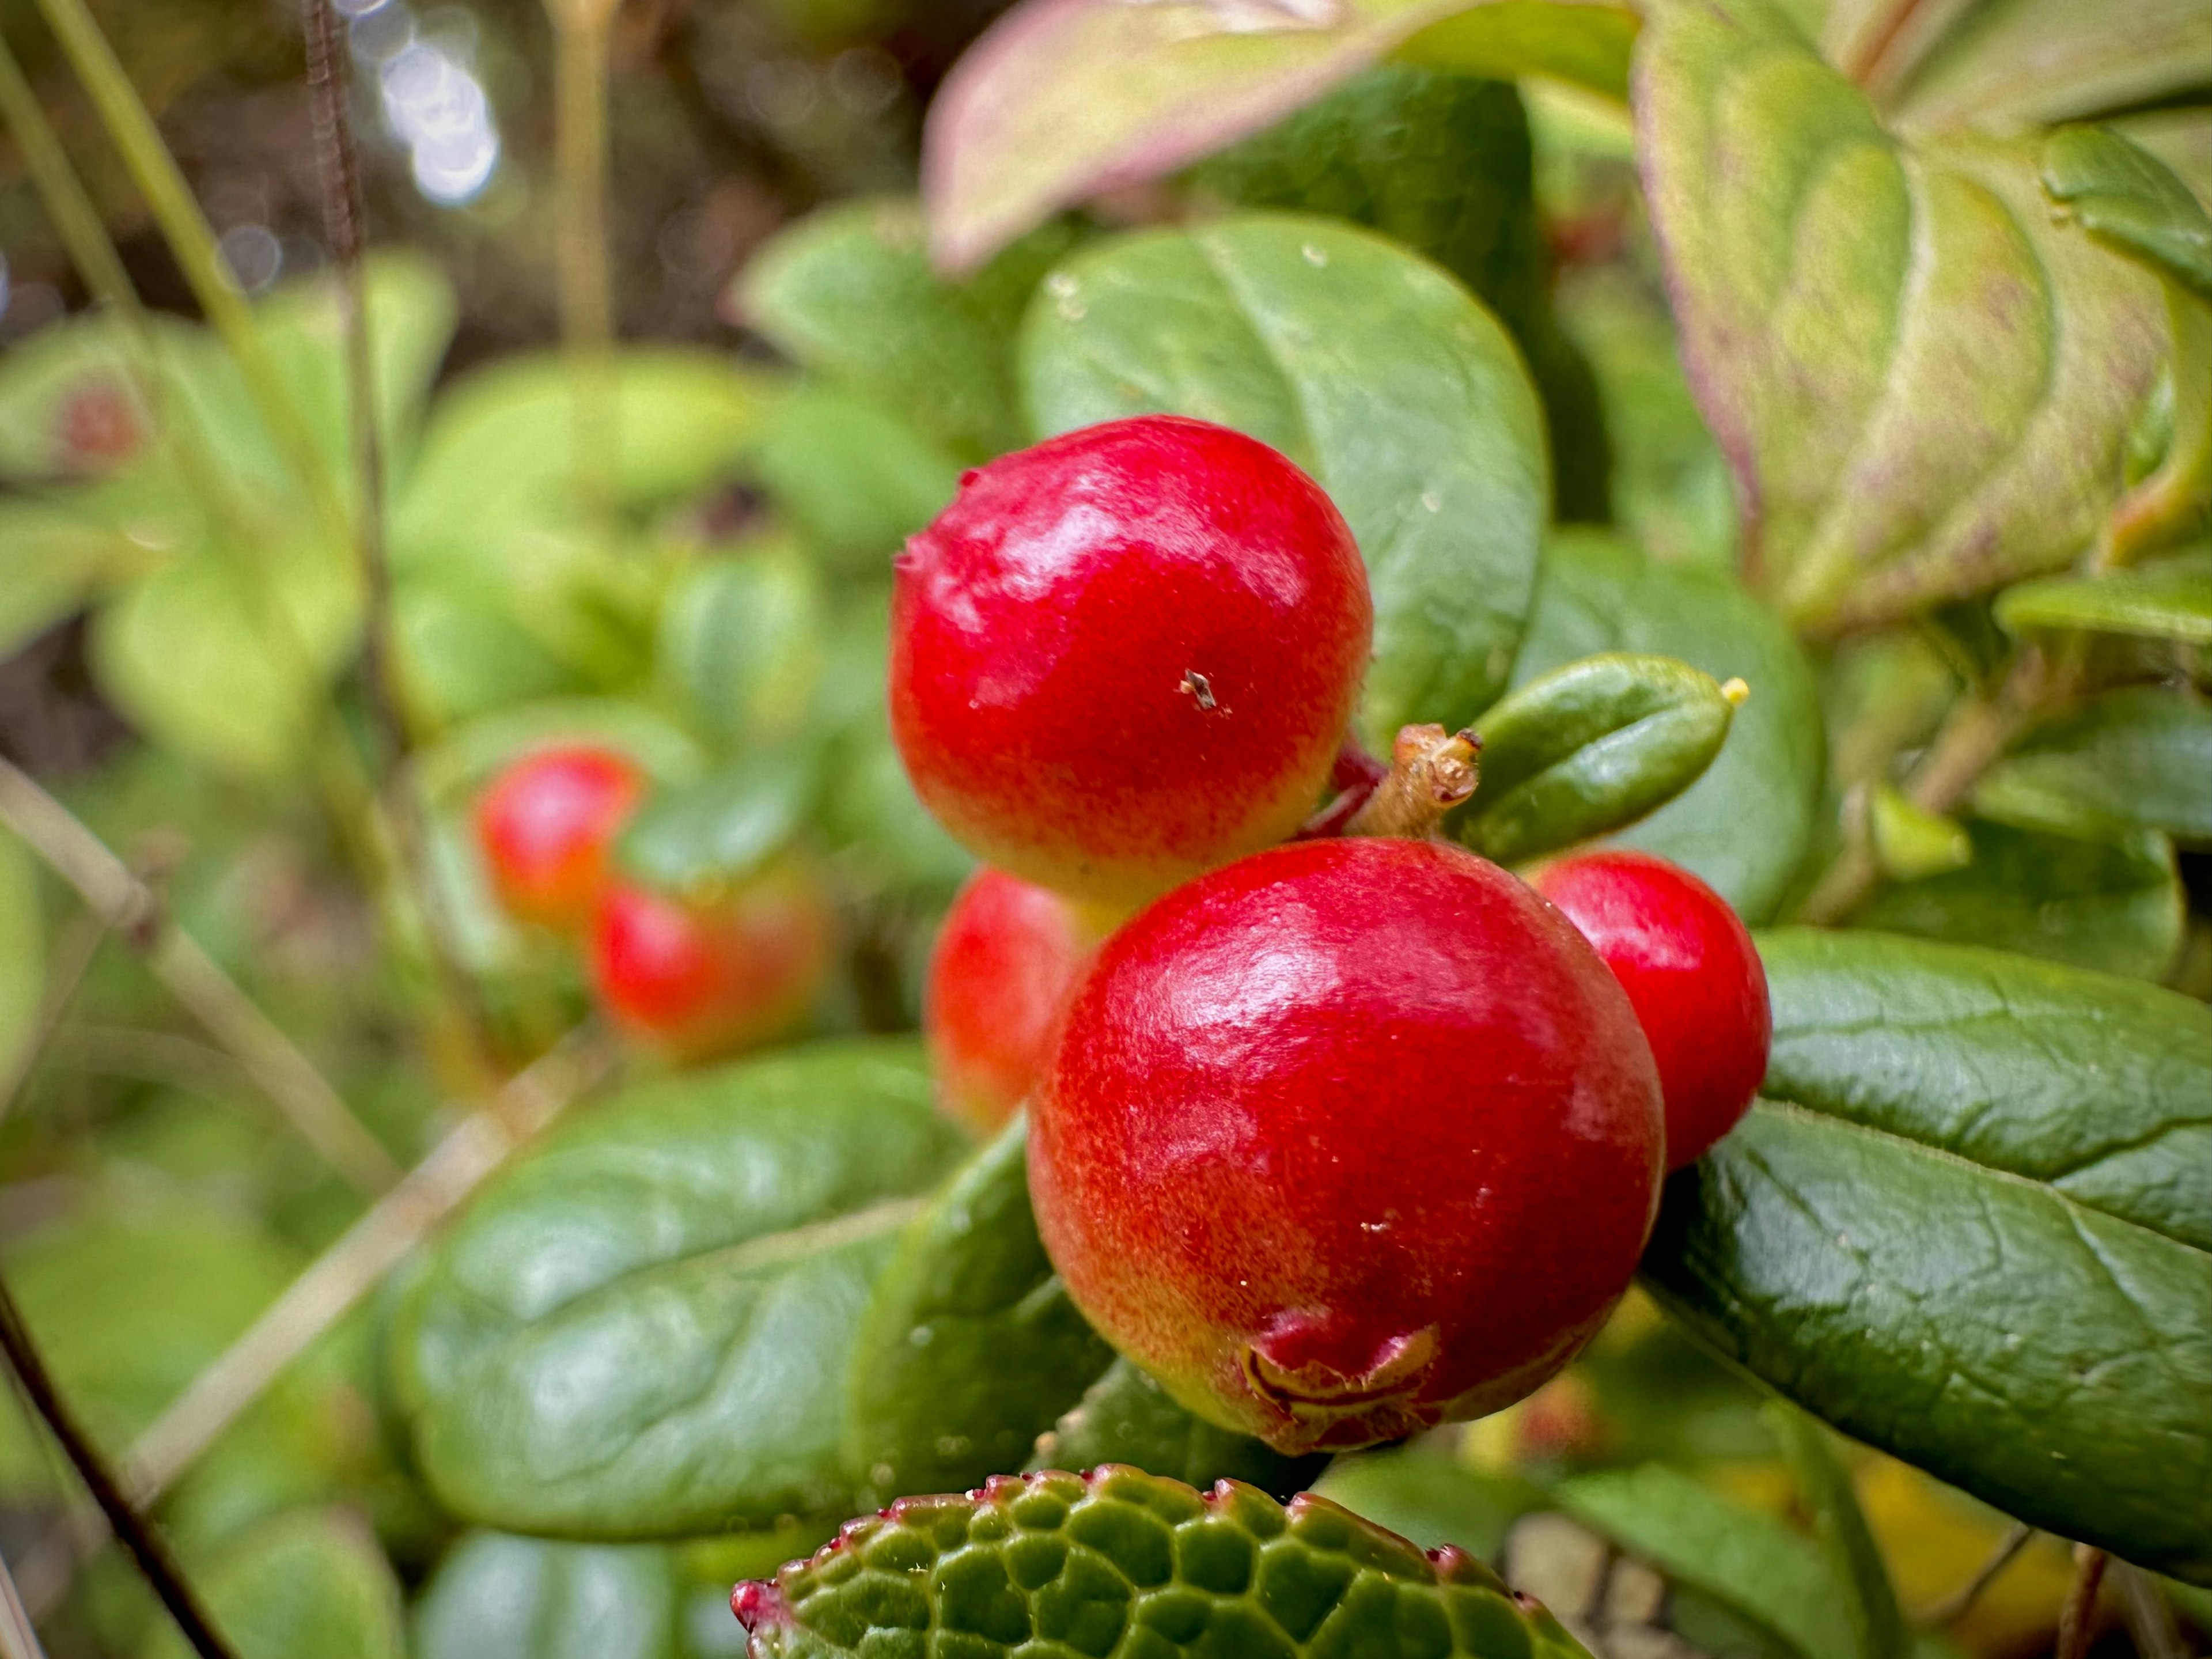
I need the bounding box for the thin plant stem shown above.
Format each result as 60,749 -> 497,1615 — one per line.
0,908 -> 110,1130
0,1544 -> 48,1659
2055,1546 -> 2109,1659
0,1276 -> 237,1659
1918,1522 -> 2032,1626
550,0 -> 620,527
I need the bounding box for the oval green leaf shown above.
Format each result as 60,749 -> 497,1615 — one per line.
1031,1358 -> 1327,1505
1643,930 -> 2212,1579
846,1116 -> 1113,1505
415,1532 -> 684,1659
733,1467 -> 1595,1659
389,1040 -> 968,1539
1972,685 -> 2212,843
1456,652 -> 1733,866
1021,214 -> 1547,745
2040,126 -> 2212,302
657,546 -> 828,756
1994,548 -> 2212,646
615,751 -> 818,900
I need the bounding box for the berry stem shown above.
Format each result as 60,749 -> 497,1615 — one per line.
1345,725 -> 1481,840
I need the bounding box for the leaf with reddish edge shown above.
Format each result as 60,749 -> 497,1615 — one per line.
924,0 -> 1631,274
730,1467 -> 1595,1659
1638,0 -> 2171,634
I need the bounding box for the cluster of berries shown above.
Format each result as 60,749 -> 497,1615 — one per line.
902,416 -> 1771,1456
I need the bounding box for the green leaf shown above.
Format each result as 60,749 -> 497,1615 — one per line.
1973,686 -> 2212,842
1397,3 -> 1637,101
733,1467 -> 1595,1659
0,497 -> 134,657
0,832 -> 43,1094
658,545 -> 828,754
1312,1447 -> 1537,1565
1755,927 -> 2212,1252
390,1040 -> 969,1539
1022,214 -> 1547,745
1509,532 -> 1825,922
1850,819 -> 2182,980
0,311 -> 236,485
923,0 -> 1631,272
412,697 -> 706,811
615,751 -> 817,899
1994,547 -> 2212,645
737,200 -> 1071,461
1031,1359 -> 1327,1504
415,1532 -> 684,1659
1456,652 -> 1733,865
1643,971 -> 2212,1590
1766,1406 -> 1907,1659
1866,785 -> 1972,882
142,1509 -> 403,1659
1551,1463 -> 1851,1659
2041,126 -> 2212,302
1639,0 -> 2170,632
746,388 -> 961,570
847,1117 -> 1113,1505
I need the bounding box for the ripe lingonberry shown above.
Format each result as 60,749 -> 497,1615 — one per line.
1531,850 -> 1771,1169
591,862 -> 832,1062
889,415 -> 1372,908
1031,836 -> 1663,1455
475,745 -> 644,934
925,868 -> 1104,1137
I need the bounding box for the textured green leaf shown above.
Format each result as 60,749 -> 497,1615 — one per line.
737,200 -> 1070,460
415,1532 -> 684,1659
615,751 -> 817,899
1312,1448 -> 1536,1566
1755,927 -> 2212,1252
1552,1463 -> 1850,1659
1974,686 -> 2212,842
658,548 -> 827,755
1850,819 -> 2182,980
142,1509 -> 403,1659
922,0 -> 1629,272
1397,4 -> 1636,101
2041,126 -> 2212,302
847,1117 -> 1113,1504
1457,652 -> 1732,865
733,1467 -> 1594,1659
391,1041 -> 968,1539
1639,0 -> 2170,632
1022,214 -> 1547,745
1994,548 -> 2212,645
1031,1359 -> 1327,1504
1766,1407 -> 1906,1659
1509,532 -> 1824,922
745,388 -> 961,570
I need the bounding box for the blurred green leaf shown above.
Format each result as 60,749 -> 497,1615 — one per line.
1029,1358 -> 1327,1502
391,1041 -> 967,1538
142,1509 -> 403,1659
846,1116 -> 1112,1503
1398,3 -> 1638,100
658,544 -> 827,753
1641,0 -> 2169,631
1974,686 -> 2212,842
1459,652 -> 1734,865
1852,818 -> 2182,980
0,497 -> 135,657
1023,214 -> 1547,746
1994,548 -> 2212,645
1511,532 -> 1825,922
2041,126 -> 2212,301
0,312 -> 229,485
415,1532 -> 684,1659
615,751 -> 817,899
1313,1447 -> 1536,1563
1766,1406 -> 1907,1659
0,830 -> 44,1093
1866,785 -> 1973,882
414,697 -> 706,812
746,388 -> 961,570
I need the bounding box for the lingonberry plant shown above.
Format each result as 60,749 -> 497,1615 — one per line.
0,0 -> 2206,1656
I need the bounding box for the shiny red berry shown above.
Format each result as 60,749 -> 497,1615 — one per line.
889,415 -> 1373,908
1531,850 -> 1771,1170
1031,836 -> 1663,1455
925,868 -> 1104,1137
475,745 -> 645,934
591,862 -> 832,1062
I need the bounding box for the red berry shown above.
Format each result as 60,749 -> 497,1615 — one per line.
1531,850 -> 1771,1171
925,868 -> 1104,1137
1031,836 -> 1663,1455
475,746 -> 645,933
591,862 -> 832,1062
889,415 -> 1372,908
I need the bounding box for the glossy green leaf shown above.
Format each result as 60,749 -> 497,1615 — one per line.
391,1041 -> 969,1539
1398,4 -> 1636,100
1851,819 -> 2182,980
1644,994 -> 2212,1589
1510,532 -> 1824,922
1551,1464 -> 1850,1659
746,388 -> 961,570
0,833 -> 43,1096
1312,1448 -> 1536,1565
734,1467 -> 1595,1659
659,546 -> 828,754
1994,548 -> 2212,645
1639,0 -> 2170,632
2041,126 -> 2212,302
847,1118 -> 1112,1505
1022,214 -> 1547,745
923,0 -> 1633,272
1457,652 -> 1733,865
737,200 -> 1070,460
142,1509 -> 403,1659
1031,1359 -> 1327,1505
1973,687 -> 2212,842
615,751 -> 817,899
415,1532 -> 684,1659
1754,927 -> 2212,1252
1766,1407 -> 1906,1659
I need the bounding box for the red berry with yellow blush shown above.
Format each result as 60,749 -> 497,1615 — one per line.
925,868 -> 1104,1137
475,745 -> 644,934
1531,849 -> 1771,1169
1029,835 -> 1664,1456
889,415 -> 1372,909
